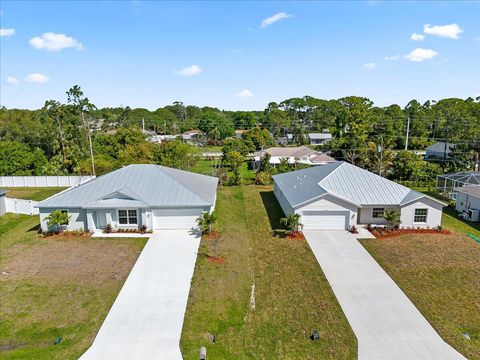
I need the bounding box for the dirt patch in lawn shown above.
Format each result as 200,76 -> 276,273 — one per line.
2,238 -> 142,284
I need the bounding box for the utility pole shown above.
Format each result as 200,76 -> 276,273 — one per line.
442,125 -> 449,173
405,114 -> 410,151
142,117 -> 145,133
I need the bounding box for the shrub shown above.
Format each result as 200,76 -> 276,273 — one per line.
255,171 -> 272,185
139,224 -> 148,234
197,212 -> 217,234
280,213 -> 303,234
103,224 -> 113,234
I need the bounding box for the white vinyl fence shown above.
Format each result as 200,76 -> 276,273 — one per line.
0,175 -> 95,188
5,198 -> 39,215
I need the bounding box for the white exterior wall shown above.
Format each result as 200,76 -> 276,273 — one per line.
400,198 -> 443,228
40,207 -> 86,231
296,194 -> 358,227
273,182 -> 294,215
456,192 -> 480,212
358,206 -> 400,225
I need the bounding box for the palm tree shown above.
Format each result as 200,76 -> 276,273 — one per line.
196,212 -> 217,234
383,210 -> 400,229
45,210 -> 70,232
280,213 -> 303,234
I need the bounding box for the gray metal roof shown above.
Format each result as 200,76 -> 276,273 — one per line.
273,161 -> 437,208
426,142 -> 456,153
38,164 -> 218,209
455,185 -> 480,198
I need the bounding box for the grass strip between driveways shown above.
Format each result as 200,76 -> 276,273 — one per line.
181,186 -> 356,359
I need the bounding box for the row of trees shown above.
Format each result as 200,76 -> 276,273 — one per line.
0,85 -> 479,176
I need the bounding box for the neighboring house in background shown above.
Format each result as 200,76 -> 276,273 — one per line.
437,171 -> 480,199
273,161 -> 444,230
253,146 -> 336,171
455,185 -> 480,221
36,164 -> 218,232
182,129 -> 204,143
147,134 -> 179,143
0,190 -> 7,216
234,129 -> 246,139
425,142 -> 456,161
308,132 -> 332,145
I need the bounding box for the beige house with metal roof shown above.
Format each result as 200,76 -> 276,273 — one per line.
253,146 -> 336,170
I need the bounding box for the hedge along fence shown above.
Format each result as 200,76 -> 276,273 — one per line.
0,175 -> 95,188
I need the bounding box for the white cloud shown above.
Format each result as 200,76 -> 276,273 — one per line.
384,55 -> 400,61
6,76 -> 19,85
423,23 -> 463,39
177,65 -> 202,77
0,28 -> 15,37
235,89 -> 254,98
25,73 -> 49,83
410,33 -> 425,41
405,48 -> 438,62
364,62 -> 376,69
29,32 -> 84,51
260,12 -> 291,28
474,36 -> 480,42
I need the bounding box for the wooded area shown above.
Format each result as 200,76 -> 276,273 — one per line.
0,86 -> 479,181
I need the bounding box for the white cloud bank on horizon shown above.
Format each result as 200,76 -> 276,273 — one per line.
235,89 -> 254,98
25,73 -> 49,83
424,23 -> 463,39
0,28 -> 15,37
405,48 -> 438,62
176,65 -> 202,77
6,76 -> 19,85
364,62 -> 376,69
260,12 -> 291,28
29,32 -> 85,51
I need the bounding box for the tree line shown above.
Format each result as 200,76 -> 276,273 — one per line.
0,86 -> 479,178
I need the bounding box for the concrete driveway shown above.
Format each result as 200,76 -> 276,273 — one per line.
80,230 -> 201,360
303,230 -> 465,360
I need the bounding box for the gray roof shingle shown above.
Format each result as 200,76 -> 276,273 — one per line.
38,164 -> 218,208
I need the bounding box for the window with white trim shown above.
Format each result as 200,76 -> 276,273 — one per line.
118,209 -> 138,225
372,208 -> 384,219
414,208 -> 428,223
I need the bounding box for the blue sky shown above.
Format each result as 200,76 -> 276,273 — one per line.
1,1 -> 479,110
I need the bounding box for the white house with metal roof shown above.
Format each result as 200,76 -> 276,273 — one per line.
273,162 -> 444,230
37,164 -> 218,232
455,185 -> 480,221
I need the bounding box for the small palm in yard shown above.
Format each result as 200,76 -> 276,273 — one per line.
197,212 -> 217,234
45,209 -> 70,232
383,209 -> 400,229
280,213 -> 303,235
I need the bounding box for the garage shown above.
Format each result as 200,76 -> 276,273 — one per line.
152,208 -> 201,230
301,210 -> 349,230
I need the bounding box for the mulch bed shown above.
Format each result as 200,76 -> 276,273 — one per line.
39,232 -> 91,240
203,231 -> 221,241
372,228 -> 451,239
286,231 -> 305,240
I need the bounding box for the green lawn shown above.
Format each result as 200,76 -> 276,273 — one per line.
3,187 -> 67,201
0,213 -> 146,359
181,186 -> 356,359
361,210 -> 480,359
199,146 -> 223,153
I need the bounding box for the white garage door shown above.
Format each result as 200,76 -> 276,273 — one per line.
301,210 -> 349,230
152,209 -> 200,230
